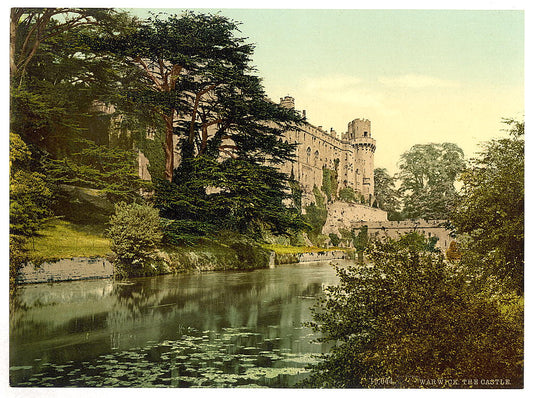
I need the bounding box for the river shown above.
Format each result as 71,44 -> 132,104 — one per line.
10,260 -> 346,388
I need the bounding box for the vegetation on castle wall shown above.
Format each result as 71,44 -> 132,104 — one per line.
133,124 -> 166,180
303,186 -> 329,246
338,186 -> 358,203
288,177 -> 303,213
328,233 -> 340,247
321,166 -> 338,203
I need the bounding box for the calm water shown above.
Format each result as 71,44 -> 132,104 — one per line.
10,260 -> 345,388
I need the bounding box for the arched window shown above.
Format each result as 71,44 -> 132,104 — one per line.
306,147 -> 311,163
314,150 -> 319,167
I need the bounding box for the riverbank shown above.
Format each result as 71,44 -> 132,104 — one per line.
16,241 -> 353,285
17,220 -> 353,284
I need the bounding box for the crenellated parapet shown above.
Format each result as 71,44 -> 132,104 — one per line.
277,97 -> 377,204
352,136 -> 376,152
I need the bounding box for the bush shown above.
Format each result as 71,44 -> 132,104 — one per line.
10,133 -> 52,291
107,202 -> 165,278
328,233 -> 340,247
338,186 -> 357,203
304,233 -> 523,388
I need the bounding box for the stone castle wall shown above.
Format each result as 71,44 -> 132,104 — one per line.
351,220 -> 453,251
323,202 -> 389,236
16,257 -> 113,284
276,96 -> 376,202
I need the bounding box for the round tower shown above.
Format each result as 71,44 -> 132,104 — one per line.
344,118 -> 376,204
280,95 -> 295,109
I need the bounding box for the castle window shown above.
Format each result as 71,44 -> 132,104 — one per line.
306,147 -> 311,163
314,150 -> 319,167
146,126 -> 156,140
364,131 -> 368,137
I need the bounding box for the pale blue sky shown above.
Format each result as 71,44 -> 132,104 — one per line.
128,7 -> 525,173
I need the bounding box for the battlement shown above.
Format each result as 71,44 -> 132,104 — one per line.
277,96 -> 377,202
343,118 -> 372,140
279,95 -> 295,109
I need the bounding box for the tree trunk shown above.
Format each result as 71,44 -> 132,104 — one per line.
163,113 -> 174,181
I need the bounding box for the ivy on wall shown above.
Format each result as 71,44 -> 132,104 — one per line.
132,124 -> 166,181
321,161 -> 339,203
304,185 -> 328,246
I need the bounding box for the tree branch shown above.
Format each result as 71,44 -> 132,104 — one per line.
135,56 -> 163,90
188,83 -> 218,144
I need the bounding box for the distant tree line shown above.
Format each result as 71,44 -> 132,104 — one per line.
373,142 -> 465,220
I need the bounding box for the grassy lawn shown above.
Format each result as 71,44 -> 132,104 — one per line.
261,243 -> 348,254
29,219 -> 111,260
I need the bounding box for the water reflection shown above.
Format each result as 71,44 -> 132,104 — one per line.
10,261 -> 344,387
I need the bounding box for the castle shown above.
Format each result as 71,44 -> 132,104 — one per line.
275,96 -> 376,206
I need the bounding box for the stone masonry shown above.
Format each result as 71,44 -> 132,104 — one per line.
17,257 -> 113,284
351,220 -> 453,252
276,96 -> 377,206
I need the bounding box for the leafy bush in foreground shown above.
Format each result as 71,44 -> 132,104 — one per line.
107,202 -> 165,278
304,233 -> 523,388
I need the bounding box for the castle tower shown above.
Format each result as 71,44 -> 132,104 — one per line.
280,95 -> 295,109
343,118 -> 376,203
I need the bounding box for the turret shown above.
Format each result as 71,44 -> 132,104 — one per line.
343,119 -> 376,203
280,95 -> 295,109
344,118 -> 372,140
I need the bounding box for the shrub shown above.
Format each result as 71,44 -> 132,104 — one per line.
338,187 -> 357,203
328,233 -> 340,247
107,202 -> 165,278
10,133 -> 52,291
304,233 -> 523,388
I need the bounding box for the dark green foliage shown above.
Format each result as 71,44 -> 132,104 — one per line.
304,233 -> 523,388
47,138 -> 150,203
155,156 -> 306,243
87,10 -> 306,241
106,202 -> 165,278
450,119 -> 524,293
398,143 -> 465,220
353,225 -> 368,264
303,186 -> 328,246
86,11 -> 304,181
11,8 -> 141,158
338,186 -> 358,203
373,167 -> 400,213
9,133 -> 52,288
288,177 -> 303,212
387,210 -> 405,221
328,233 -> 340,247
321,167 -> 338,202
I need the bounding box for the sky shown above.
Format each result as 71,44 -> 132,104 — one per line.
128,3 -> 525,175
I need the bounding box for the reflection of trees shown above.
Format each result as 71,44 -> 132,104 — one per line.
105,266 -> 331,345
12,263 -> 340,363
